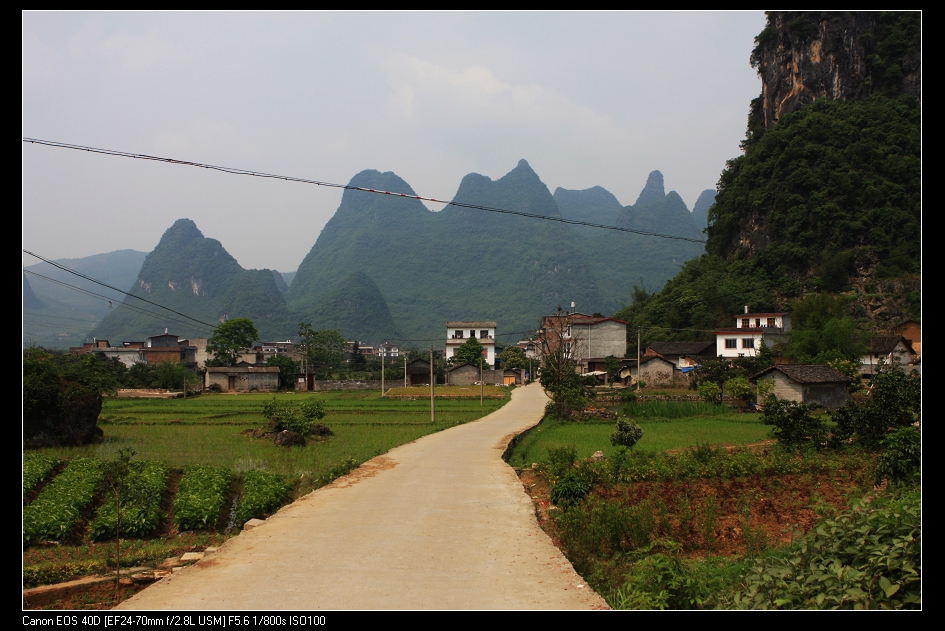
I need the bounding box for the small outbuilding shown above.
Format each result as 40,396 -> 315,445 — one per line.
405,359 -> 432,386
205,366 -> 280,392
751,364 -> 851,409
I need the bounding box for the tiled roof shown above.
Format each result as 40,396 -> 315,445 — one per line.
447,321 -> 496,328
866,336 -> 913,355
752,364 -> 850,383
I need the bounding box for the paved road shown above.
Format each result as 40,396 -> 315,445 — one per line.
117,384 -> 607,610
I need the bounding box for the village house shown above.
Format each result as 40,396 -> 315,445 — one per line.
752,364 -> 850,408
205,366 -> 280,392
860,336 -> 916,377
613,356 -> 680,387
893,320 -> 921,356
643,341 -> 716,371
715,309 -> 791,359
445,321 -> 497,367
537,312 -> 628,372
70,331 -> 197,368
404,358 -> 433,386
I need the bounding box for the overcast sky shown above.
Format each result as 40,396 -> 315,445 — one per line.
23,11 -> 767,273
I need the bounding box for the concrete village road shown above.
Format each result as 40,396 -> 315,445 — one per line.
116,383 -> 608,610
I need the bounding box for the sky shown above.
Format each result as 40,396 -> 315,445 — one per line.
23,11 -> 767,274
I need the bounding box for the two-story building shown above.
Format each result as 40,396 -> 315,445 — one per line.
715,309 -> 791,358
445,321 -> 497,366
538,312 -> 628,372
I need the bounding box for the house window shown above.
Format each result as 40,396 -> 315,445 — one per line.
742,318 -> 749,328
725,339 -> 737,349
480,330 -> 488,339
755,318 -> 761,327
742,338 -> 755,349
767,317 -> 775,327
470,330 -> 476,338
455,330 -> 463,339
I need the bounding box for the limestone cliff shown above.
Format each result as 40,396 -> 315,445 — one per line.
748,12 -> 920,133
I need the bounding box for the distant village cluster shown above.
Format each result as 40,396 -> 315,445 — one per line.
69,306 -> 920,410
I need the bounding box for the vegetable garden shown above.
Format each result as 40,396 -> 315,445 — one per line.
23,388 -> 511,603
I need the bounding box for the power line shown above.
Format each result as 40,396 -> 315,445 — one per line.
22,137 -> 707,245
24,251 -> 221,330
24,270 -> 217,334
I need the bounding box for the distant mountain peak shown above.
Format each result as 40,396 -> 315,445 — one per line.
162,218 -> 203,242
635,170 -> 666,206
517,159 -> 531,169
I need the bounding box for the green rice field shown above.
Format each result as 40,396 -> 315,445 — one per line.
507,401 -> 774,468
36,390 -> 511,477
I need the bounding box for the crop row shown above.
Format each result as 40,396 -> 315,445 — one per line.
23,453 -> 59,495
173,465 -> 231,531
90,461 -> 170,540
234,470 -> 293,526
24,458 -> 104,543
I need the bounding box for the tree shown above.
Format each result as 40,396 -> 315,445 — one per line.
206,318 -> 258,367
454,336 -> 488,368
831,361 -> 920,447
538,307 -> 592,416
349,342 -> 367,371
497,345 -> 527,370
23,348 -> 124,448
298,323 -> 346,377
266,354 -> 301,389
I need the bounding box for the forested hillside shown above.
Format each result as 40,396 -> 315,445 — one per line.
615,11 -> 921,349
557,171 -> 706,315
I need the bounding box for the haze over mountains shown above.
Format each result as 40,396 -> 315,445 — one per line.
28,163 -> 711,348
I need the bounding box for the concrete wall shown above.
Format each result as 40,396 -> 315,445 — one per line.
446,366 -> 506,386
307,380 -> 385,391
802,383 -> 850,409
570,320 -> 626,361
206,370 -> 279,392
770,372 -> 804,402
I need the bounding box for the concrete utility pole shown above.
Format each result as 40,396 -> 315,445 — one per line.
480,360 -> 484,407
637,327 -> 642,392
404,355 -> 407,388
381,351 -> 385,397
430,347 -> 435,424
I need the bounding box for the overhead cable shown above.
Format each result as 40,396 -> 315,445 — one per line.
24,251 -> 221,330
23,137 -> 707,244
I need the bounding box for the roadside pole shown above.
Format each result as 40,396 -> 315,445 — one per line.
381,352 -> 385,397
430,347 -> 435,424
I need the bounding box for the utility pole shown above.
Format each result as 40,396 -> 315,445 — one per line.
430,347 -> 435,424
480,359 -> 483,407
381,350 -> 385,397
636,327 -> 642,392
404,355 -> 407,388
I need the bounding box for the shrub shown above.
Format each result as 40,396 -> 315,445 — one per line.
611,419 -> 644,449
724,376 -> 754,403
874,426 -> 921,488
174,465 -> 231,531
262,397 -> 327,436
618,390 -> 638,404
727,489 -> 921,609
24,458 -> 104,543
90,460 -> 169,540
762,397 -> 826,448
234,470 -> 292,526
832,363 -> 920,447
550,471 -> 591,508
23,453 -> 59,495
698,381 -> 722,404
546,445 -> 578,480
